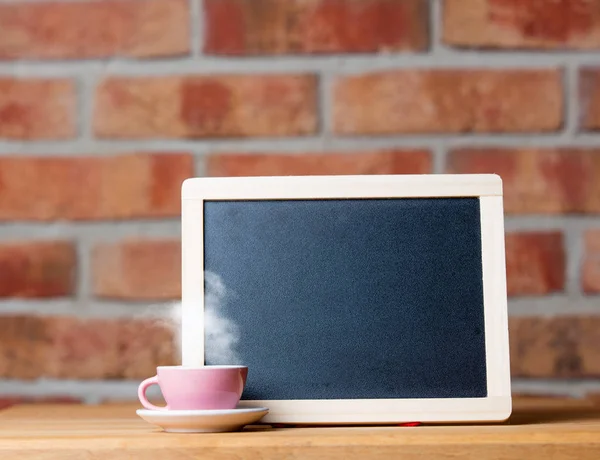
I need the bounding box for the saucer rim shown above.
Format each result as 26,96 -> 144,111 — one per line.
136,407 -> 269,417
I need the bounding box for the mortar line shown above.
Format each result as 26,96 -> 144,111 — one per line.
1,216 -> 600,240
0,299 -> 178,318
564,225 -> 584,298
74,237 -> 92,310
2,133 -> 600,156
564,63 -> 580,137
190,0 -> 202,57
507,296 -> 600,316
0,221 -> 182,240
185,142 -> 211,177
511,379 -> 600,398
5,53 -> 600,77
0,378 -> 599,402
194,151 -> 208,177
78,73 -> 96,142
2,296 -> 600,319
319,71 -> 334,145
431,142 -> 446,174
74,77 -> 85,140
0,380 -> 146,405
503,216 -> 600,232
429,0 -> 444,54
2,218 -> 600,238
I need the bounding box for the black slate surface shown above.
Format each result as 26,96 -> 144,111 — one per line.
204,198 -> 487,400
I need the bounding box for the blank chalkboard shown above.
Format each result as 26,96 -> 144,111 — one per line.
203,198 -> 487,400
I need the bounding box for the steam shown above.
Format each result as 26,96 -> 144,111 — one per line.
145,270 -> 241,365
204,271 -> 241,364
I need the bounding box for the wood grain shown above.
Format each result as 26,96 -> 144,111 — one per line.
0,398 -> 599,459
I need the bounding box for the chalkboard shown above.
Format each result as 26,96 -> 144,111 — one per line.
203,198 -> 487,400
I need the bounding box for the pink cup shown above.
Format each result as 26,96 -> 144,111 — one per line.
138,365 -> 248,411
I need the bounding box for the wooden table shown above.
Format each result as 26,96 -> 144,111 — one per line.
1,398 -> 599,459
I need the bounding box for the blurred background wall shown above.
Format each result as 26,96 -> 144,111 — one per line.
0,0 -> 599,405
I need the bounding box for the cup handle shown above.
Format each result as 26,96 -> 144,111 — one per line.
138,376 -> 168,411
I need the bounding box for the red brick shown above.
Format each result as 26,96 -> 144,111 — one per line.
92,239 -> 180,300
505,232 -> 565,296
0,153 -> 193,221
447,148 -> 600,214
0,315 -> 176,380
207,150 -> 432,176
510,316 -> 600,378
46,317 -> 176,379
204,0 -> 429,55
0,0 -> 189,60
0,242 -> 76,298
0,316 -> 50,380
0,78 -> 75,139
93,75 -> 317,139
443,0 -> 600,49
581,230 -> 600,293
333,70 -> 562,134
579,68 -> 600,131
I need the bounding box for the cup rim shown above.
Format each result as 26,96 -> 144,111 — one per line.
157,365 -> 247,370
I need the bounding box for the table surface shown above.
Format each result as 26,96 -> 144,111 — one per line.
0,398 -> 599,459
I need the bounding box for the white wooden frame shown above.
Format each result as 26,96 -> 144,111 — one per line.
181,174 -> 511,424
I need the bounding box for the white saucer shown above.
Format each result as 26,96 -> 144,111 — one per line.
136,407 -> 269,433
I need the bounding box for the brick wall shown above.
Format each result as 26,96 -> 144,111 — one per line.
0,0 -> 599,403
